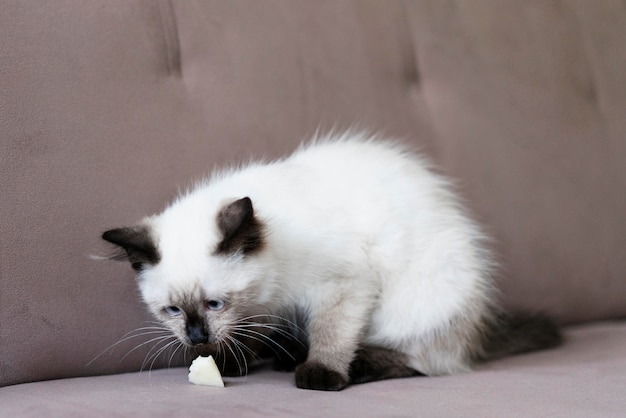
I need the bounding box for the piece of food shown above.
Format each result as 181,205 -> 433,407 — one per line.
188,355 -> 225,387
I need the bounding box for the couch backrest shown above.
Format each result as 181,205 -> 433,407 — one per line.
2,1 -> 625,387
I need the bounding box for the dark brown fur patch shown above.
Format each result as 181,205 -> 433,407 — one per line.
478,311 -> 563,361
295,362 -> 349,391
215,197 -> 264,255
348,345 -> 423,384
102,226 -> 160,271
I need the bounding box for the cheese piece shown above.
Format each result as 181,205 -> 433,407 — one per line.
188,355 -> 225,387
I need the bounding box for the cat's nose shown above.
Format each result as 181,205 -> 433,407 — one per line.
186,322 -> 209,345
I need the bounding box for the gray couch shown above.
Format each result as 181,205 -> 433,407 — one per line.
1,1 -> 625,416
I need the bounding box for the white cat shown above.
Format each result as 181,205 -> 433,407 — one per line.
103,132 -> 560,390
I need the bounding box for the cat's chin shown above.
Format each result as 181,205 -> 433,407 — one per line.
189,343 -> 219,357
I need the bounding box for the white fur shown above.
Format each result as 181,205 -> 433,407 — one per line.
139,132 -> 496,376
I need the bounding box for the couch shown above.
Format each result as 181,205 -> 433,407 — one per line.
1,1 -> 625,416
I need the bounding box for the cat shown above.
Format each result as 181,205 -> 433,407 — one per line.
102,132 -> 561,391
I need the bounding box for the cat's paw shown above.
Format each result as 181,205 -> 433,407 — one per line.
295,362 -> 349,391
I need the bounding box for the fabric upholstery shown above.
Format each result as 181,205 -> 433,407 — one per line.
1,322 -> 625,417
1,0 -> 625,393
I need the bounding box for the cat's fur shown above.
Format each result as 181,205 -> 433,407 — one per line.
102,132 -> 561,391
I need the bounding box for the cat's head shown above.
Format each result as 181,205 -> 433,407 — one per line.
102,197 -> 271,349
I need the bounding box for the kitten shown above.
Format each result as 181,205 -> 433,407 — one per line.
102,132 -> 561,391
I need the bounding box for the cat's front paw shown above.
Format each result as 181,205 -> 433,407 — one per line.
295,362 -> 349,391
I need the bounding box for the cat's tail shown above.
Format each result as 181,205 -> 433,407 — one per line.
478,311 -> 563,361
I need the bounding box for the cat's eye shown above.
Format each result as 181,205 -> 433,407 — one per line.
206,300 -> 225,311
164,306 -> 182,317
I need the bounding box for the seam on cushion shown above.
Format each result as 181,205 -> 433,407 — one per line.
400,0 -> 420,87
156,0 -> 182,78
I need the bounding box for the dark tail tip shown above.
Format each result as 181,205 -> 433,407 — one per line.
480,311 -> 563,361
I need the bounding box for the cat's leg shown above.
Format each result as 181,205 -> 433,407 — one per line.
295,285 -> 375,391
348,345 -> 424,384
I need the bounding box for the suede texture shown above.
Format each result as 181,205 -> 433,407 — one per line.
1,0 -> 625,395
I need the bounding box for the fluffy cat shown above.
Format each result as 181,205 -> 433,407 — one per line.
102,132 -> 561,391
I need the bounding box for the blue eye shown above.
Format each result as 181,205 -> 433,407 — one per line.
164,306 -> 182,317
206,300 -> 225,311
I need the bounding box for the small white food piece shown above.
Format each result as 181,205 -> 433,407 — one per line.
188,355 -> 225,387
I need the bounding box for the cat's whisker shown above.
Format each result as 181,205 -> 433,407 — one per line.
217,341 -> 228,372
231,329 -> 295,361
230,337 -> 250,377
228,333 -> 263,362
123,335 -> 176,364
168,341 -> 186,369
238,314 -> 306,334
222,335 -> 245,377
140,336 -> 178,373
86,325 -> 173,367
146,339 -> 180,373
235,313 -> 308,349
155,339 -> 182,371
230,330 -> 282,358
224,334 -> 251,378
114,330 -> 173,346
183,343 -> 189,366
236,322 -> 307,348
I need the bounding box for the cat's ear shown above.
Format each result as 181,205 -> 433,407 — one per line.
102,226 -> 160,271
216,197 -> 264,255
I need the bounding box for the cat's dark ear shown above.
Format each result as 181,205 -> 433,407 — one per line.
102,226 -> 160,271
216,197 -> 264,255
